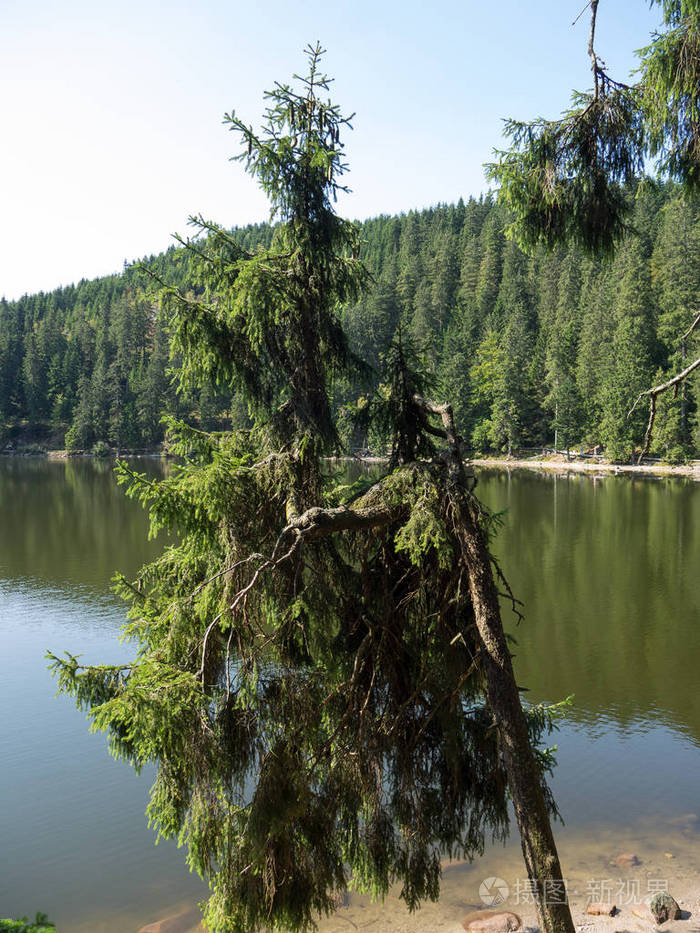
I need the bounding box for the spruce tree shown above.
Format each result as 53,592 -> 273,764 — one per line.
651,195 -> 700,454
49,46 -> 574,933
599,238 -> 657,459
544,252 -> 584,453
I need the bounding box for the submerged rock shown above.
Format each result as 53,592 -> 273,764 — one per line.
649,893 -> 682,924
612,853 -> 641,869
137,907 -> 202,933
331,890 -> 350,909
462,910 -> 522,933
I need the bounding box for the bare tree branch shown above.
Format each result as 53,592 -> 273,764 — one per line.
588,0 -> 600,98
681,311 -> 700,343
572,0 -> 593,28
629,354 -> 700,462
412,394 -> 475,487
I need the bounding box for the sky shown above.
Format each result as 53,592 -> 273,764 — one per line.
0,0 -> 662,300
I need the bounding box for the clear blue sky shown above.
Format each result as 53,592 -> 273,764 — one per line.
0,0 -> 661,300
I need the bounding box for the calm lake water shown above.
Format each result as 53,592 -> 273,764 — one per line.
1,459 -> 699,930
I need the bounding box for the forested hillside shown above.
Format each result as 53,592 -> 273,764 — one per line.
2,182 -> 699,460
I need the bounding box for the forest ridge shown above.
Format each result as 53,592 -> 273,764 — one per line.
1,181 -> 699,461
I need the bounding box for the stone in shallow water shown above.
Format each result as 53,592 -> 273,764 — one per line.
649,892 -> 682,924
462,910 -> 522,933
586,902 -> 616,916
137,907 -> 202,933
612,853 -> 641,869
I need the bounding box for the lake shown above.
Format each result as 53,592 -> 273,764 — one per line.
1,459 -> 699,931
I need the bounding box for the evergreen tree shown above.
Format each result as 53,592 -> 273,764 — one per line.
651,195 -> 700,453
49,47 -> 574,933
487,0 -> 700,451
3,179 -> 700,460
544,252 -> 584,452
599,238 -> 657,460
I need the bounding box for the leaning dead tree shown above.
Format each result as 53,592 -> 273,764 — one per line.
630,310 -> 700,461
49,46 -> 575,933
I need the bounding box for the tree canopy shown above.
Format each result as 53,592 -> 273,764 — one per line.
4,184 -> 700,463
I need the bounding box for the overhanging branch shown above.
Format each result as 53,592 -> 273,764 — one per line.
681,311 -> 700,343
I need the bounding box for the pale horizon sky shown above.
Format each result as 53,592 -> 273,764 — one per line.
1,0 -> 661,300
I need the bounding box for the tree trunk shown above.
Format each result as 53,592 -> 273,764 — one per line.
681,336 -> 688,438
460,498 -> 575,933
410,393 -> 575,933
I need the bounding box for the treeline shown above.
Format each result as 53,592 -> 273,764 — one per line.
0,225 -> 272,451
1,185 -> 699,459
340,180 -> 700,461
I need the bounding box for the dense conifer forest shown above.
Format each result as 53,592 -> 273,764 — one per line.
2,181 -> 699,460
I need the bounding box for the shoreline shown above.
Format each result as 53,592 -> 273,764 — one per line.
335,453 -> 700,480
3,449 -> 700,480
469,455 -> 700,480
0,448 -> 169,460
123,818 -> 700,933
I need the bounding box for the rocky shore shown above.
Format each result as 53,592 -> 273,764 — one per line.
134,825 -> 700,933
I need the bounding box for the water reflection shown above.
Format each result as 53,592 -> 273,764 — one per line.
0,457 -> 167,589
0,458 -> 206,930
474,468 -> 700,828
1,459 -> 699,929
475,469 -> 700,737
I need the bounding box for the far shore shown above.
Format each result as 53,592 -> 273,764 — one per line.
469,454 -> 700,480
3,446 -> 700,480
334,452 -> 700,480
0,447 -> 170,460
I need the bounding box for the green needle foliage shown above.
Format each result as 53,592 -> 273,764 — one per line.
487,85 -> 644,254
160,46 -> 369,458
487,0 -> 700,255
373,329 -> 438,467
0,914 -> 55,933
640,0 -> 700,193
49,45 -> 563,933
